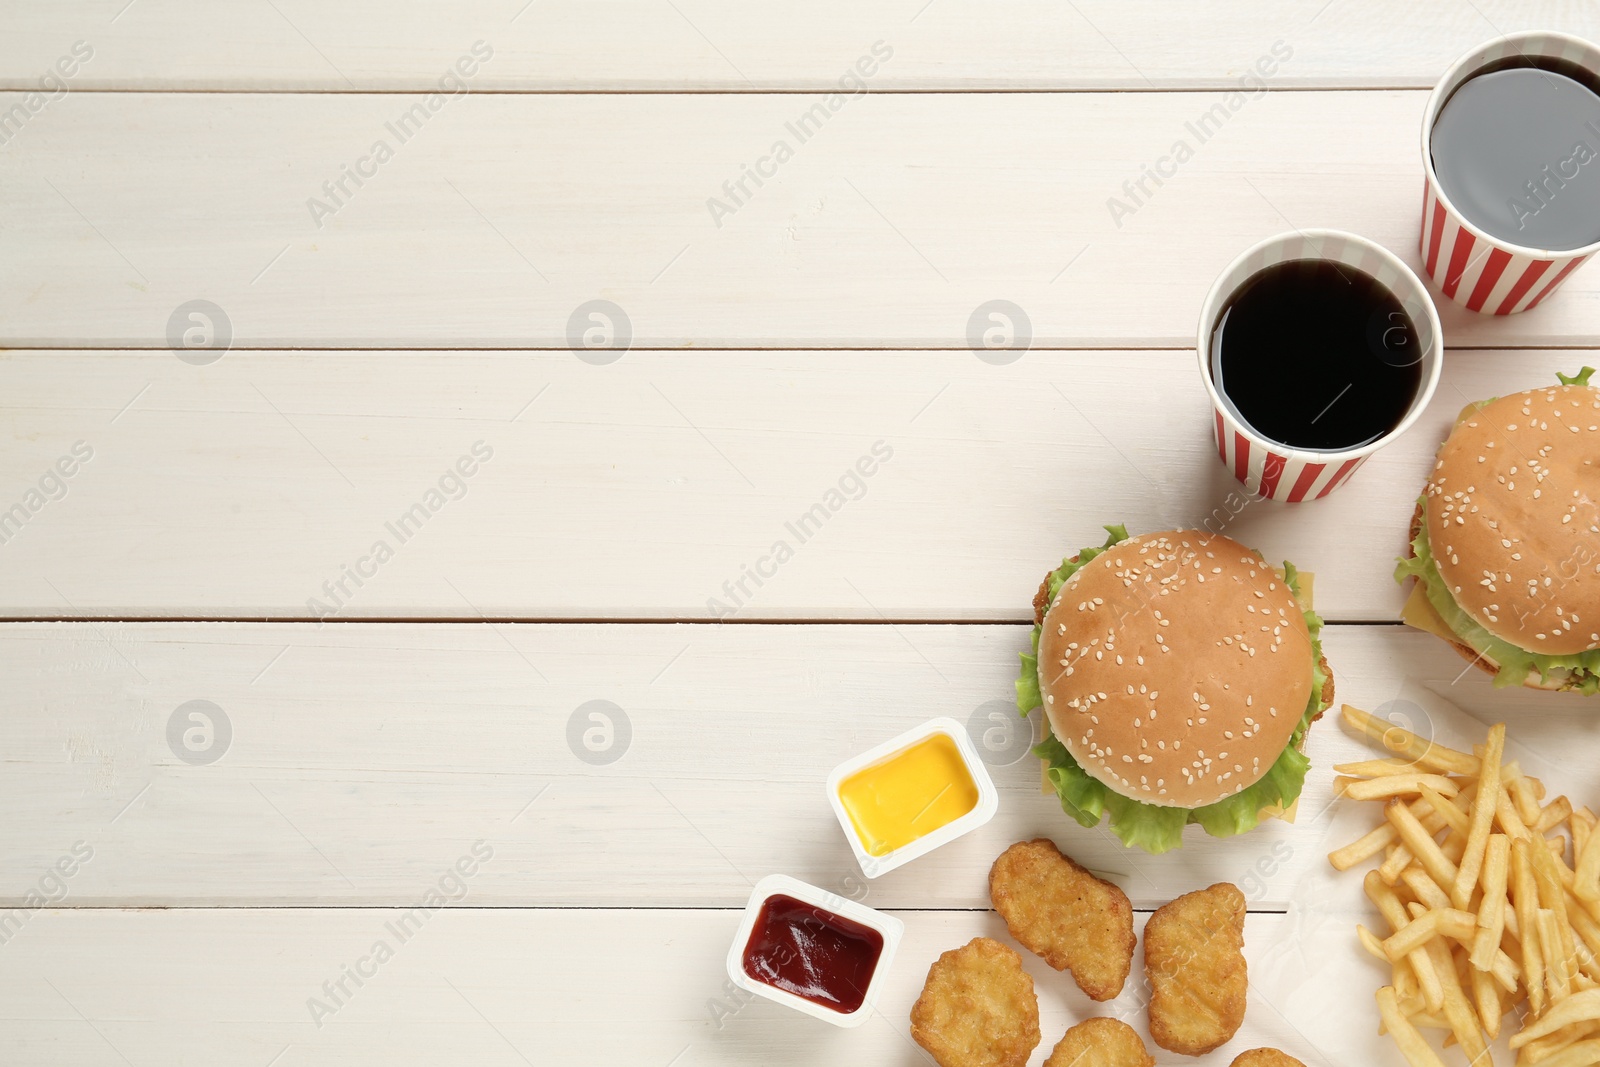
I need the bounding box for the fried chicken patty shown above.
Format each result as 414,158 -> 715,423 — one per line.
911,937 -> 1040,1067
1043,1017 -> 1154,1067
1230,1050 -> 1306,1067
1145,882 -> 1248,1056
989,838 -> 1135,1001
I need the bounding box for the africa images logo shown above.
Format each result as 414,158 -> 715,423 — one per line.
305,42 -> 494,229
705,41 -> 894,228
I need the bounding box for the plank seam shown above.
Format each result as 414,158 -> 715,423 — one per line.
0,617 -> 1408,626
0,86 -> 1432,95
4,344 -> 1598,353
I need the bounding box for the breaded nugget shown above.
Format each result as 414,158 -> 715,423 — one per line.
1230,1050 -> 1306,1067
1043,1017 -> 1154,1067
911,937 -> 1040,1067
989,838 -> 1135,1001
1145,882 -> 1247,1056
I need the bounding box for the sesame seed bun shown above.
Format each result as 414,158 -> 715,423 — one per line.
1425,385 -> 1600,657
1037,531 -> 1315,809
1407,501 -> 1586,692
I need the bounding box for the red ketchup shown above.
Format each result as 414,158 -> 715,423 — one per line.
741,894 -> 885,1013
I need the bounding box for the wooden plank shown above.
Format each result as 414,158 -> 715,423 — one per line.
1,1 -> 1595,91
0,348 -> 1588,621
2,621 -> 1588,909
0,907 -> 1399,1067
5,91 -> 1600,350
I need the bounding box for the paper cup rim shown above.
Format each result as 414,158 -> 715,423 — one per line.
1195,228 -> 1444,465
1421,29 -> 1600,261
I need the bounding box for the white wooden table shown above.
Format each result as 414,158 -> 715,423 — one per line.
6,3 -> 1600,1064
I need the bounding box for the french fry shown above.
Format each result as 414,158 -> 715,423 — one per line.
1333,820 -> 1401,870
1427,903 -> 1484,941
1384,908 -> 1445,962
1532,840 -> 1583,993
1402,866 -> 1453,911
1507,763 -> 1544,827
1368,869 -> 1414,928
1569,878 -> 1600,926
1383,842 -> 1419,886
1520,1024 -> 1600,1066
1510,989 -> 1600,1049
1541,909 -> 1574,1000
1453,724 -> 1504,910
1527,1039 -> 1600,1067
1377,985 -> 1450,1067
1337,757 -> 1433,777
1390,798 -> 1461,891
1552,834 -> 1573,866
1345,774 -> 1463,802
1329,787 -> 1461,864
1358,923 -> 1389,960
1427,910 -> 1518,993
1369,871 -> 1446,1014
1514,837 -> 1549,1018
1439,907 -> 1484,944
1472,835 -> 1512,971
1422,784 -> 1473,837
1387,906 -> 1479,961
1497,788 -> 1534,842
1573,806 -> 1595,863
1423,936 -> 1490,1066
1568,905 -> 1600,984
1359,923 -> 1426,1001
1539,796 -> 1576,836
1488,946 -> 1521,994
1576,813 -> 1600,905
1397,960 -> 1421,1002
1342,704 -> 1480,775
1471,965 -> 1501,1039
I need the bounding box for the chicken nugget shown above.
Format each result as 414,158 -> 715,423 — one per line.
911,937 -> 1040,1067
1230,1051 -> 1305,1067
1043,1017 -> 1154,1067
1145,882 -> 1247,1056
989,838 -> 1135,1000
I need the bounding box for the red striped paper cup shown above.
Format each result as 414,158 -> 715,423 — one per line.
1197,230 -> 1444,503
1420,31 -> 1600,314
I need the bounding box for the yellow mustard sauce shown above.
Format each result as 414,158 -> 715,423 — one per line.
837,733 -> 979,856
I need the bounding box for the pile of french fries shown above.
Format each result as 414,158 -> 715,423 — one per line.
1329,704 -> 1600,1067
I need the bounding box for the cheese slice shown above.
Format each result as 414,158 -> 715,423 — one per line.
1401,579 -> 1461,644
1258,797 -> 1299,824
1392,398 -> 1493,649
1291,569 -> 1315,607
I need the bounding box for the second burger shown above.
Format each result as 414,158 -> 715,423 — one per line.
1017,526 -> 1333,854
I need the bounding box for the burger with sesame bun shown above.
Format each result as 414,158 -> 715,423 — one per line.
1015,526 -> 1333,854
1396,368 -> 1600,693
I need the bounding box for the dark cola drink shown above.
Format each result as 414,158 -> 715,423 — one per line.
1210,260 -> 1423,451
1431,56 -> 1600,251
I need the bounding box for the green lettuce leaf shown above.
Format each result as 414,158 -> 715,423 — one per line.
1018,528 -> 1327,853
1015,524 -> 1128,716
1395,518 -> 1600,693
1558,366 -> 1596,387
